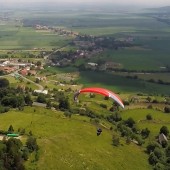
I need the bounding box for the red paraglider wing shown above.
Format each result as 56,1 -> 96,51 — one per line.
80,87 -> 109,97
74,87 -> 124,108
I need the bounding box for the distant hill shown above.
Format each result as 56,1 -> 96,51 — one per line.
147,6 -> 170,13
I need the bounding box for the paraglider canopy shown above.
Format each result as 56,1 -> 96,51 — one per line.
74,87 -> 124,109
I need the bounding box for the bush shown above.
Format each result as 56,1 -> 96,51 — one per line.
112,135 -> 120,146
141,128 -> 150,138
123,100 -> 130,106
160,126 -> 169,136
154,147 -> 164,159
125,117 -> 135,128
147,105 -> 153,109
64,111 -> 72,118
146,114 -> 152,120
164,106 -> 170,113
26,136 -> 39,152
0,78 -> 9,88
100,103 -> 107,109
146,142 -> 161,154
149,152 -> 158,165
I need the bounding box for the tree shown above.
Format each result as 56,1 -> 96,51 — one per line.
160,126 -> 169,136
37,94 -> 46,103
0,78 -> 9,88
46,100 -> 52,109
166,146 -> 170,157
100,103 -> 107,109
112,135 -> 120,146
24,94 -> 33,106
154,147 -> 164,159
141,128 -> 150,138
35,78 -> 40,83
148,152 -> 158,165
22,147 -> 29,161
146,142 -> 160,154
125,117 -> 135,128
26,136 -> 38,152
146,96 -> 152,103
164,106 -> 170,113
8,125 -> 14,133
36,61 -> 41,66
64,111 -> 72,118
59,97 -> 70,110
146,114 -> 152,120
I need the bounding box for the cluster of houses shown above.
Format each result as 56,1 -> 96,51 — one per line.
0,59 -> 44,76
86,61 -> 122,70
0,60 -> 33,74
35,24 -> 79,37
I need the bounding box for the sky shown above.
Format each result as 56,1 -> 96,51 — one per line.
1,0 -> 170,7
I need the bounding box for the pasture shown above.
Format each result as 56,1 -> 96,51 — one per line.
120,108 -> 170,140
0,106 -> 151,170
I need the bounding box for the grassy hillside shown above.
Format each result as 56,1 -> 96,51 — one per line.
0,106 -> 151,170
120,109 -> 170,140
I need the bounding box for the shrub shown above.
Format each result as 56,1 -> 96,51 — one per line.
112,135 -> 120,146
164,106 -> 170,113
146,114 -> 153,120
160,126 -> 169,136
100,103 -> 107,109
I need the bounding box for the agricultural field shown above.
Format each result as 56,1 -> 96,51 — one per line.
0,6 -> 170,170
78,71 -> 170,95
0,23 -> 72,50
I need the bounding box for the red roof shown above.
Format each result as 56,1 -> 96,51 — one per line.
20,69 -> 28,76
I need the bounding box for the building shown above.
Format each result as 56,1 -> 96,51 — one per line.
158,133 -> 168,144
34,90 -> 48,95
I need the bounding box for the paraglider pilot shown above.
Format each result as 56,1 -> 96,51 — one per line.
97,128 -> 102,136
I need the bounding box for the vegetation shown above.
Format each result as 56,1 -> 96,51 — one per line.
0,5 -> 170,170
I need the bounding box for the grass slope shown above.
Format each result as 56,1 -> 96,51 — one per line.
0,107 -> 151,170
121,109 -> 170,140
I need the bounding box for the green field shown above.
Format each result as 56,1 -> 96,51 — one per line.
0,106 -> 151,170
0,7 -> 170,170
0,25 -> 71,50
112,72 -> 170,83
78,71 -> 170,95
88,48 -> 170,71
121,109 -> 170,140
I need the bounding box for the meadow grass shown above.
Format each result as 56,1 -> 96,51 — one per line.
0,106 -> 151,170
120,108 -> 170,140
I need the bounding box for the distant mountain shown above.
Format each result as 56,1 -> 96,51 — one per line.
148,6 -> 170,13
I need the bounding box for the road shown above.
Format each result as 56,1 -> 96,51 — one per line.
0,71 -> 43,90
14,72 -> 44,90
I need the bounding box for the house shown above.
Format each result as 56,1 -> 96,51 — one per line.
87,62 -> 98,66
35,76 -> 46,81
28,70 -> 37,76
20,69 -> 28,76
34,90 -> 48,95
158,133 -> 168,144
0,66 -> 15,74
